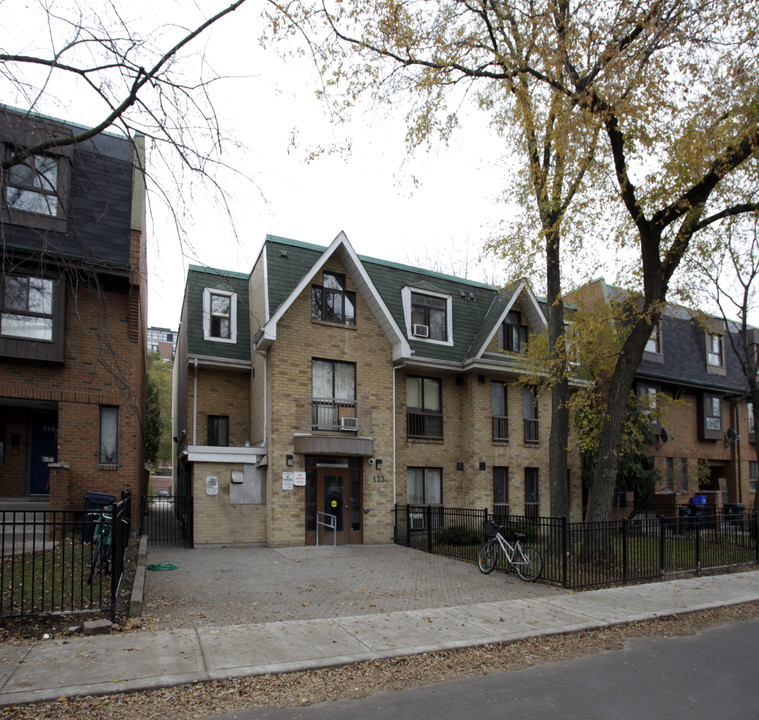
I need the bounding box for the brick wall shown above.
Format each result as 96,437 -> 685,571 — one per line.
190,367 -> 251,446
192,461 -> 267,545
0,281 -> 145,515
265,256 -> 396,546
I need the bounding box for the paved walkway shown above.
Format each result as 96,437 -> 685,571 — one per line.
0,545 -> 757,707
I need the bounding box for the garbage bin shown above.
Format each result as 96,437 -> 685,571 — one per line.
84,492 -> 116,541
724,503 -> 745,527
678,503 -> 692,533
690,496 -> 709,530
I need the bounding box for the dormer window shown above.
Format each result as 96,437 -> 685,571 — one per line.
411,292 -> 446,340
203,287 -> 237,343
5,152 -> 59,216
707,332 -> 724,367
498,310 -> 528,353
1,109 -> 74,232
401,287 -> 453,344
645,323 -> 661,354
312,272 -> 355,326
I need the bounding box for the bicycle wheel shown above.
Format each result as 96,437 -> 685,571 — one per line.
477,540 -> 498,573
514,545 -> 543,582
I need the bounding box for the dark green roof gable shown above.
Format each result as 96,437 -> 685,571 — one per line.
263,234 -> 538,365
185,265 -> 251,362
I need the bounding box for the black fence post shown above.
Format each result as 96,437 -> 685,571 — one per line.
659,515 -> 665,577
561,515 -> 568,589
426,505 -> 432,553
621,517 -> 628,584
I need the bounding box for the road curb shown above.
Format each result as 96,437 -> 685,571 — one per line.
128,534 -> 148,618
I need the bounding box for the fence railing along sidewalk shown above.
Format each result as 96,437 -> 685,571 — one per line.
395,504 -> 759,589
0,492 -> 131,621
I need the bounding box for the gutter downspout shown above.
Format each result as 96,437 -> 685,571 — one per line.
255,348 -> 268,446
193,358 -> 198,447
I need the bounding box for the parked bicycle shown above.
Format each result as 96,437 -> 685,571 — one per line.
478,520 -> 543,582
87,505 -> 113,585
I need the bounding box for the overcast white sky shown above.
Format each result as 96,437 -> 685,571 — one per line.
3,1 -> 750,331
139,3 -> 517,330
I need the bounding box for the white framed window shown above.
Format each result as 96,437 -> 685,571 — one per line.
750,461 -> 757,494
401,286 -> 453,345
202,287 -> 237,343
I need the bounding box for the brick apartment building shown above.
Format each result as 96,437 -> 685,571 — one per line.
0,105 -> 148,514
567,278 -> 757,514
173,232 -> 584,547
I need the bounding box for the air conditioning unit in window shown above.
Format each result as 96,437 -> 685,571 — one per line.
412,324 -> 430,338
339,417 -> 358,431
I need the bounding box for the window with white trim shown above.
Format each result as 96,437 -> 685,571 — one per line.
202,288 -> 237,343
401,286 -> 453,344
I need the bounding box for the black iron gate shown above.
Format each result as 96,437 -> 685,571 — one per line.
139,495 -> 193,547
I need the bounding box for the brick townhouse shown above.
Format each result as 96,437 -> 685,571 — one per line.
0,105 -> 148,515
173,232 -> 584,547
567,278 -> 757,515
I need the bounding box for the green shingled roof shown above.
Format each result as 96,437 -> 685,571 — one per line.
185,265 -> 251,361
264,235 -> 531,365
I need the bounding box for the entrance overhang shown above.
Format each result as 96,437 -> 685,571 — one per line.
293,434 -> 373,457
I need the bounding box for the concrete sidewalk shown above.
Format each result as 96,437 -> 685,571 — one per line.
0,570 -> 757,707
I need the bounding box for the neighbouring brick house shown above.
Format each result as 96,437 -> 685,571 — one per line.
0,105 -> 148,515
173,232 -> 584,547
567,278 -> 757,514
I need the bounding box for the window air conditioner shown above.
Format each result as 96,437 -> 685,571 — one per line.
339,416 -> 359,431
409,512 -> 425,529
412,324 -> 430,338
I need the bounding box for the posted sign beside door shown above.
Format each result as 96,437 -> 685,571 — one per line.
282,471 -> 307,490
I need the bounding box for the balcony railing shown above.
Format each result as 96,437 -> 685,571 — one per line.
294,398 -> 372,434
492,416 -> 508,441
524,418 -> 539,443
407,411 -> 443,439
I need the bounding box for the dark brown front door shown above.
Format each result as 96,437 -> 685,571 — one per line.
306,466 -> 363,545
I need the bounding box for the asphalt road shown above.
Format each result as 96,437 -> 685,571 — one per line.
204,616 -> 759,720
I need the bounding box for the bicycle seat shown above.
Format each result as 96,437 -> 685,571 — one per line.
513,532 -> 527,540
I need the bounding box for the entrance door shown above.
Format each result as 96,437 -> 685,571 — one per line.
29,412 -> 57,495
306,467 -> 363,545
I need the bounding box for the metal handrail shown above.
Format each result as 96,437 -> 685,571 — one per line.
316,511 -> 337,554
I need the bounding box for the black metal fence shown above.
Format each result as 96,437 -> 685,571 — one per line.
0,492 -> 131,621
395,504 -> 759,589
139,495 -> 193,547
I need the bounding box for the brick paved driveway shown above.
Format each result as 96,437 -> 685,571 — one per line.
142,544 -> 565,630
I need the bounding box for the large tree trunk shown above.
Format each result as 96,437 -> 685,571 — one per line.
546,227 -> 570,518
582,313 -> 658,560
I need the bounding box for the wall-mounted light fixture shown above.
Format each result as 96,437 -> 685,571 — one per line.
376,459 -> 383,471
286,454 -> 293,467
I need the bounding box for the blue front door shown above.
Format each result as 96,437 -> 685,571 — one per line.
29,413 -> 57,495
